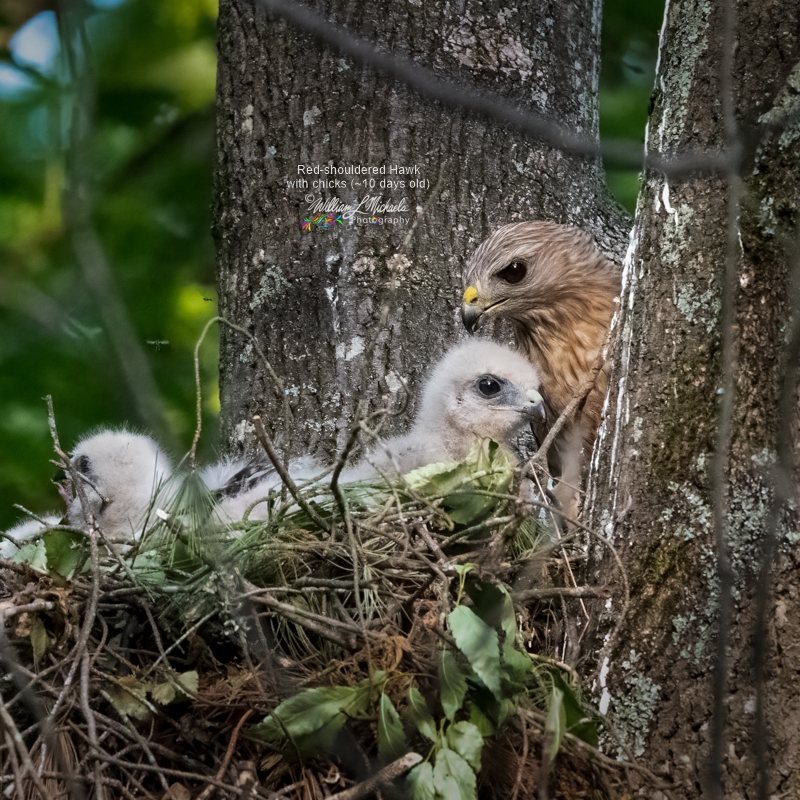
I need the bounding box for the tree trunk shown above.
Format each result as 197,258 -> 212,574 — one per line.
586,0 -> 800,795
213,0 -> 626,460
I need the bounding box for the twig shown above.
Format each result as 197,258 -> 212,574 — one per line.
511,709 -> 529,800
707,0 -> 742,781
59,738 -> 254,797
196,709 -> 254,800
325,753 -> 423,800
513,586 -> 610,602
248,592 -> 379,639
99,690 -> 173,798
3,730 -> 25,800
141,610 -> 218,678
58,1 -> 171,446
0,699 -> 54,800
252,415 -> 332,535
0,599 -> 56,622
80,523 -> 105,800
250,0 -> 646,172
520,708 -> 679,793
414,523 -> 447,564
754,234 -> 800,800
189,315 -> 221,467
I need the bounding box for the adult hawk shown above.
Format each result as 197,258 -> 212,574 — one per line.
461,221 -> 621,518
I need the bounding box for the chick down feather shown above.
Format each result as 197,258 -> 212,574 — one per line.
343,339 -> 545,481
202,455 -> 324,523
205,341 -> 544,521
65,428 -> 174,545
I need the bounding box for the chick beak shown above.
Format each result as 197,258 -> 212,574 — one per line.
461,286 -> 484,334
524,389 -> 546,424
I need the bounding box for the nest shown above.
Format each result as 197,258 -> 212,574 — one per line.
1,433 -> 672,800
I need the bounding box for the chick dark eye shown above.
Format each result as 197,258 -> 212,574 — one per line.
478,377 -> 502,397
497,260 -> 527,284
75,455 -> 91,474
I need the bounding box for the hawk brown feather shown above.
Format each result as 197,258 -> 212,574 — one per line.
461,221 -> 621,517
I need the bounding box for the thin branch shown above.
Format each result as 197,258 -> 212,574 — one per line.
58,1 -> 172,446
189,315 -> 222,467
325,753 -> 422,800
196,710 -> 254,800
80,530 -> 105,800
0,700 -> 54,800
252,0 -> 774,179
513,586 -> 610,602
511,710 -> 529,800
252,415 -> 332,534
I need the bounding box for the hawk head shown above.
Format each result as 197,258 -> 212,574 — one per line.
461,220 -> 618,340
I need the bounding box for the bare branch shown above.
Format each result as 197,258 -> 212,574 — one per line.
252,415 -> 332,534
325,753 -> 422,800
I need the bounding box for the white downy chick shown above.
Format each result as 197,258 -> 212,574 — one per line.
65,428 -> 174,546
0,514 -> 63,559
202,455 -> 325,523
202,341 -> 544,523
345,339 -> 545,481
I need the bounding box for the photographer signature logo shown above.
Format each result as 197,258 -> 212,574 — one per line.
301,194 -> 409,230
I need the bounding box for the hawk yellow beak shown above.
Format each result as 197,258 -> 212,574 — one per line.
461,287 -> 485,334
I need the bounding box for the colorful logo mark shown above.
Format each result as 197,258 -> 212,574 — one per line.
302,214 -> 343,231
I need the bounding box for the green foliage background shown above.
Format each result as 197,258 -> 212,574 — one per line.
0,0 -> 663,531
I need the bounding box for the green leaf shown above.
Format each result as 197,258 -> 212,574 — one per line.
448,606 -> 502,698
29,615 -> 49,668
150,680 -> 176,706
497,589 -> 532,679
407,761 -> 436,800
130,550 -> 167,586
462,579 -> 530,680
403,442 -> 514,526
445,722 -> 483,772
368,670 -> 387,701
173,670 -> 199,699
249,683 -> 371,757
545,688 -> 566,765
107,676 -> 151,721
551,671 -> 599,748
403,460 -> 468,495
433,747 -> 477,800
439,650 -> 468,722
497,698 -> 517,728
467,703 -> 495,737
150,670 -> 198,705
44,529 -> 85,578
12,539 -> 48,572
407,686 -> 437,741
377,693 -> 406,762
441,493 -> 496,526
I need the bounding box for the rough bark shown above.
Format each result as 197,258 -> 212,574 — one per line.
585,0 -> 800,795
213,0 -> 626,461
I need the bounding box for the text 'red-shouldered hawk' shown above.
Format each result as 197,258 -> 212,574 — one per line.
460,221 -> 621,518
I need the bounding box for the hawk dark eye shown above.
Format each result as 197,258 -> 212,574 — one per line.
497,260 -> 527,284
478,377 -> 502,397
